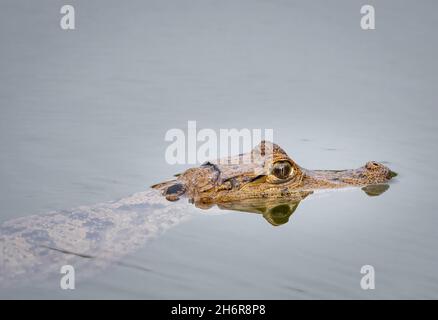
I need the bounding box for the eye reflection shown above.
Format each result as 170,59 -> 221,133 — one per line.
271,161 -> 293,180
213,193 -> 312,226
262,203 -> 299,226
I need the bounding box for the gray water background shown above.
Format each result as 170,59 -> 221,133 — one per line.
1,0 -> 437,298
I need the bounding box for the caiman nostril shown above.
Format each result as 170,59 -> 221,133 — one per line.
366,161 -> 380,170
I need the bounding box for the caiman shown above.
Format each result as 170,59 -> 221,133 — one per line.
0,141 -> 396,287
152,140 -> 396,208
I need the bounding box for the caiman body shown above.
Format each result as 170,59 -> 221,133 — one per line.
153,141 -> 396,207
0,141 -> 396,286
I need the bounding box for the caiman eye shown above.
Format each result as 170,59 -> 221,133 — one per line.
271,161 -> 293,180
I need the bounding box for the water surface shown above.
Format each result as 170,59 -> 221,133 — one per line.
0,0 -> 437,299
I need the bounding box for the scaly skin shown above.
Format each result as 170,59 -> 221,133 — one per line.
0,190 -> 192,287
152,141 -> 396,208
0,141 -> 396,286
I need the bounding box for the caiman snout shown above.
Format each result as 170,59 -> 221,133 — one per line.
152,141 -> 397,205
364,161 -> 397,180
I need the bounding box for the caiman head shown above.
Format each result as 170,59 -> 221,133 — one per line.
152,141 -> 396,215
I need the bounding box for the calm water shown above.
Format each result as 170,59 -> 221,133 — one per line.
1,0 -> 437,299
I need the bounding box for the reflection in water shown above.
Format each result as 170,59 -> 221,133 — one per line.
361,184 -> 390,197
201,184 -> 391,226
218,198 -> 306,226
0,184 -> 391,287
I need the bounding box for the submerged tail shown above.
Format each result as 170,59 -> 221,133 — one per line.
0,189 -> 192,287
